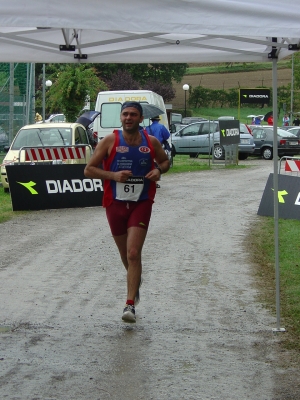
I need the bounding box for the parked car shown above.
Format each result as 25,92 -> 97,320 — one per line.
0,128 -> 9,151
251,126 -> 300,160
238,123 -> 256,160
171,121 -> 255,160
170,122 -> 187,133
171,112 -> 183,124
280,125 -> 294,131
1,122 -> 92,192
181,116 -> 207,124
286,127 -> 300,138
36,113 -> 66,124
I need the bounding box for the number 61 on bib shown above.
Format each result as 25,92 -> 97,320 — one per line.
116,176 -> 144,201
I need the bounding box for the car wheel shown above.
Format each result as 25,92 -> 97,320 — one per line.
238,153 -> 248,160
189,153 -> 198,158
213,144 -> 225,160
171,144 -> 176,157
262,147 -> 273,160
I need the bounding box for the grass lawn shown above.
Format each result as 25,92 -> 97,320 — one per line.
186,60 -> 291,75
249,217 -> 300,351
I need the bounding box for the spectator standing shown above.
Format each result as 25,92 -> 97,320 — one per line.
254,116 -> 261,125
283,114 -> 290,126
293,116 -> 300,126
146,116 -> 170,188
267,115 -> 273,126
35,113 -> 42,122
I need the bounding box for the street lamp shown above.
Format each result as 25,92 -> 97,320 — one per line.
42,64 -> 52,122
183,84 -> 189,117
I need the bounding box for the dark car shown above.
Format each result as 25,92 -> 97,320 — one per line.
251,126 -> 300,160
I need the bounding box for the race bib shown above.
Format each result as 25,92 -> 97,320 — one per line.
116,176 -> 144,201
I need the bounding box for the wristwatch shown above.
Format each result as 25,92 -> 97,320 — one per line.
156,166 -> 162,175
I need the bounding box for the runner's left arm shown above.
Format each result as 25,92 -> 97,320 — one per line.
145,136 -> 170,181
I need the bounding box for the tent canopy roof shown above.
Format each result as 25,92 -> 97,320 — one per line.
0,0 -> 299,63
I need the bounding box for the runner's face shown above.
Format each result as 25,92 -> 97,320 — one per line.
121,107 -> 143,133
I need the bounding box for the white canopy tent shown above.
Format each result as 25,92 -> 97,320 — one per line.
0,0 -> 299,63
1,0 -> 299,332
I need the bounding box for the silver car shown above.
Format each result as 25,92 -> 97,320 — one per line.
171,121 -> 255,160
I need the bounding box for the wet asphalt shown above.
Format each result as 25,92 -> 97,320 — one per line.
0,159 -> 299,399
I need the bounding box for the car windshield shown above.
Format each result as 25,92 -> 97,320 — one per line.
11,127 -> 72,150
101,101 -> 151,128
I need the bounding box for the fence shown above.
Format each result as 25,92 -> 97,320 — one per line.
279,156 -> 300,177
0,63 -> 35,145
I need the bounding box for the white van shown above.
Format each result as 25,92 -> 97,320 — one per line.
93,90 -> 169,140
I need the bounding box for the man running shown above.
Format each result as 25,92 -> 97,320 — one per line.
84,101 -> 170,323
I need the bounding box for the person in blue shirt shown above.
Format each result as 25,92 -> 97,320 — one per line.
146,116 -> 170,144
254,116 -> 261,125
146,116 -> 170,188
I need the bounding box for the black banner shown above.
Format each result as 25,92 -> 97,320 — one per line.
219,120 -> 240,145
240,88 -> 270,105
6,164 -> 103,211
258,173 -> 300,220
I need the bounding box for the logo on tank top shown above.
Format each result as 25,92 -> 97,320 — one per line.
139,158 -> 149,167
139,146 -> 150,153
116,146 -> 129,153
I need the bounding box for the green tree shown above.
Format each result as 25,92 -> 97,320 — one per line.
290,52 -> 300,112
93,63 -> 188,85
46,65 -> 108,122
277,85 -> 290,117
212,89 -> 228,108
226,88 -> 239,107
142,79 -> 175,102
188,86 -> 213,108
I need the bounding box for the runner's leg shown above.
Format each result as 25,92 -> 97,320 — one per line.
125,226 -> 147,301
113,228 -> 146,300
113,234 -> 128,270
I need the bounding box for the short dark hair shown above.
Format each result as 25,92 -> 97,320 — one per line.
121,101 -> 143,116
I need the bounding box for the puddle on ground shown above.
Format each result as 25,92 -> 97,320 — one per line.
0,326 -> 12,333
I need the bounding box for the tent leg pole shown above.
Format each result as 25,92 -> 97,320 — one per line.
272,57 -> 285,333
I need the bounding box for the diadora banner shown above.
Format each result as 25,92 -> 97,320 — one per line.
239,89 -> 270,105
6,164 -> 103,211
218,120 -> 240,145
258,173 -> 300,220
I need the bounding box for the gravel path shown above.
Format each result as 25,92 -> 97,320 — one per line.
1,159 -> 300,399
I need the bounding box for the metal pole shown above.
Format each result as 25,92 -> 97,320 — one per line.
31,63 -> 35,124
184,91 -> 187,117
42,63 -> 45,122
25,63 -> 29,124
9,63 -> 14,145
272,57 -> 285,333
290,54 -> 294,123
26,64 -> 33,125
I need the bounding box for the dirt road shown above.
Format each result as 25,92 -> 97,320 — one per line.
1,159 -> 300,399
